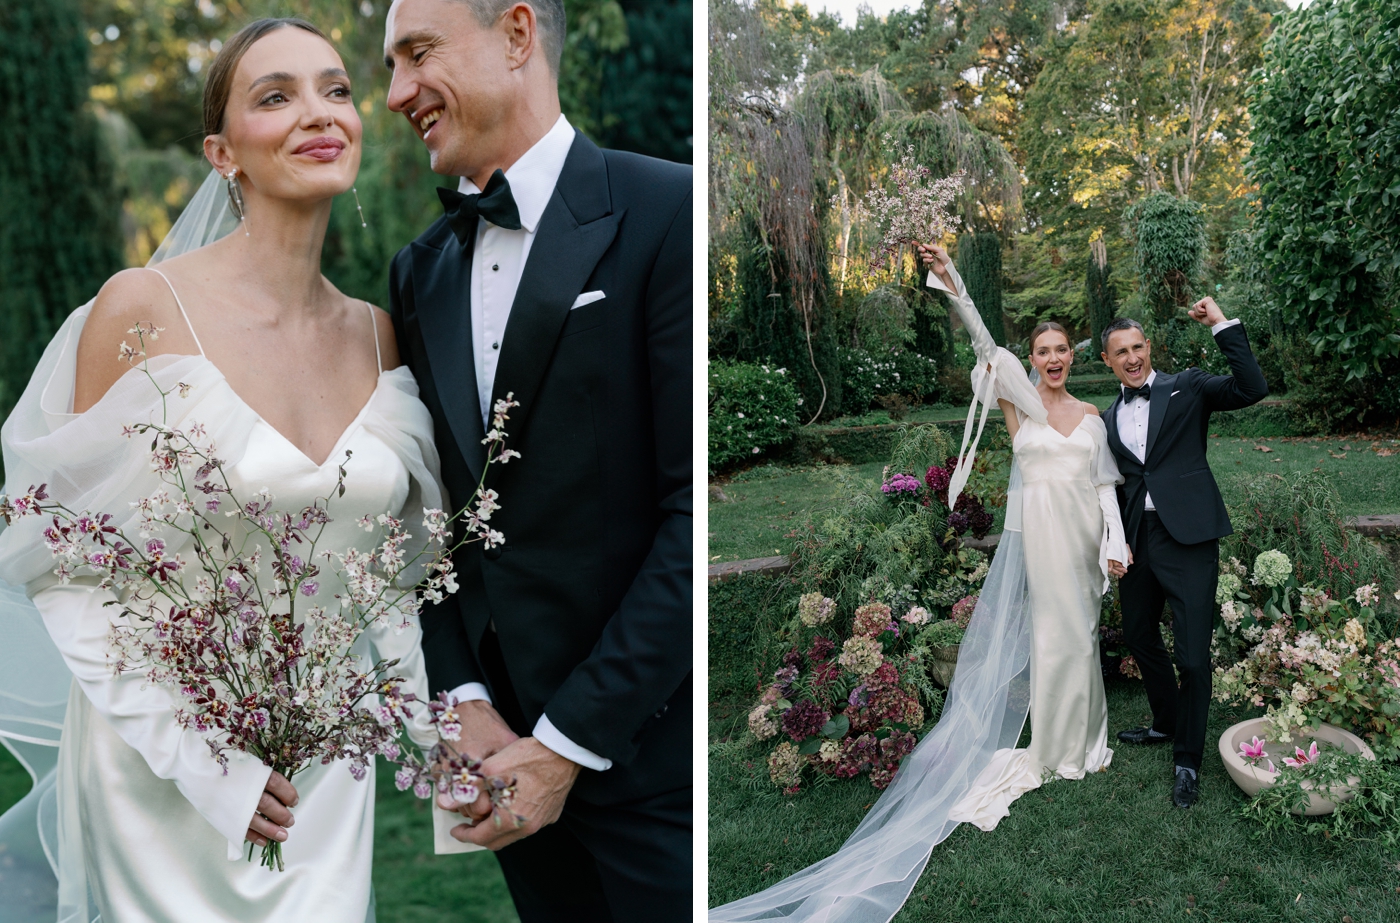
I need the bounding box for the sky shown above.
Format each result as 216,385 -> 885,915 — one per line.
804,0 -> 1311,24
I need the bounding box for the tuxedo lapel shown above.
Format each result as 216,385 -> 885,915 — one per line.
411,237 -> 488,481
489,134 -> 622,450
1104,396 -> 1127,460
1144,373 -> 1175,461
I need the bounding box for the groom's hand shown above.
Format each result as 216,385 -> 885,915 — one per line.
455,699 -> 521,761
1188,296 -> 1227,326
446,737 -> 581,850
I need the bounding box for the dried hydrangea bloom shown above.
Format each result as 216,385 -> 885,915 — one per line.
852,602 -> 895,637
797,592 -> 836,627
768,741 -> 804,791
839,636 -> 884,675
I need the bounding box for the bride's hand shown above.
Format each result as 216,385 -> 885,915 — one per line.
915,242 -> 955,291
245,770 -> 298,848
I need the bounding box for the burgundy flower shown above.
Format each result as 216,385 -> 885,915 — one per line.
781,699 -> 830,742
782,647 -> 804,670
808,635 -> 836,663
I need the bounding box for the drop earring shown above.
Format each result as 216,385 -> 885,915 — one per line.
352,186 -> 368,229
225,168 -> 250,236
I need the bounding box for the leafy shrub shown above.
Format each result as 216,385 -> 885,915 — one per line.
837,346 -> 940,414
709,360 -> 802,473
1223,472 -> 1395,607
1246,0 -> 1400,381
788,425 -> 1003,617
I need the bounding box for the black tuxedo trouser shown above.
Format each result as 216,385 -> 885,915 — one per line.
478,631 -> 692,923
1118,511 -> 1219,772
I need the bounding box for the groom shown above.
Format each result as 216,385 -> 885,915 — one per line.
383,1 -> 692,920
1100,299 -> 1267,809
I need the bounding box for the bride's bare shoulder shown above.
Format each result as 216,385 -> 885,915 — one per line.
74,269 -> 200,412
1082,401 -> 1101,416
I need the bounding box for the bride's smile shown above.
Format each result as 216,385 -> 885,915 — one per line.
210,27 -> 364,206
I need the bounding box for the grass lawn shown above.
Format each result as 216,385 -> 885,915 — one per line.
0,746 -> 519,922
710,434 -> 1400,563
709,683 -> 1400,921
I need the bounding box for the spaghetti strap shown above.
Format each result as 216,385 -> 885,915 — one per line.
145,268 -> 206,358
365,301 -> 382,373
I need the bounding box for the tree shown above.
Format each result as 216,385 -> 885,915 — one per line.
1124,191 -> 1206,370
1018,0 -> 1277,240
1085,236 -> 1117,348
958,230 -> 1007,345
0,0 -> 123,421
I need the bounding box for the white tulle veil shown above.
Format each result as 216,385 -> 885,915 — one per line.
0,169 -> 235,923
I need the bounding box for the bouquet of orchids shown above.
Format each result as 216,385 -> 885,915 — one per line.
854,143 -> 965,275
0,323 -> 523,871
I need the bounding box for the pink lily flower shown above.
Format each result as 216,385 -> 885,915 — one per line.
1282,741 -> 1320,769
1239,736 -> 1276,773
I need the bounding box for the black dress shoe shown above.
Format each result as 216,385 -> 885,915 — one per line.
1172,767 -> 1200,808
1117,726 -> 1173,745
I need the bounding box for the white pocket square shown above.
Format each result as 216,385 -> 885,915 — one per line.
1171,390 -> 1181,397
570,290 -> 605,310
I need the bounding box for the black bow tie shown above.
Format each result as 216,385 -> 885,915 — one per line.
436,170 -> 523,247
1123,382 -> 1152,403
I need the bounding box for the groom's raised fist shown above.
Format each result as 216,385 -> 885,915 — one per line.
1188,296 -> 1227,326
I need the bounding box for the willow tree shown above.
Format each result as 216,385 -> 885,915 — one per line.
710,0 -> 842,419
0,0 -> 123,424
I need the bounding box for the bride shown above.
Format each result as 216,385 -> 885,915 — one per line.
709,244 -> 1128,922
0,18 -> 445,923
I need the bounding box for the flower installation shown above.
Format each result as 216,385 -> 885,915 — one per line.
1212,550 -> 1400,759
749,574 -> 992,794
0,324 -> 525,871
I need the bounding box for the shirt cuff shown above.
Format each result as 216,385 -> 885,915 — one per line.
1210,318 -> 1241,335
445,682 -> 492,705
532,714 -> 613,771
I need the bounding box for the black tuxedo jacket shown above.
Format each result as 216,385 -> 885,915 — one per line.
388,131 -> 692,804
1104,323 -> 1268,548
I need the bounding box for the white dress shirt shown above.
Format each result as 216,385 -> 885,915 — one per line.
444,114 -> 612,772
461,112 -> 576,429
1117,319 -> 1240,512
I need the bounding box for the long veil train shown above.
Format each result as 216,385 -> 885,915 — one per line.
710,262 -> 1048,923
0,170 -> 239,923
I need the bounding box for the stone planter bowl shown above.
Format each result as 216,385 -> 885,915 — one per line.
1218,717 -> 1375,816
929,644 -> 959,688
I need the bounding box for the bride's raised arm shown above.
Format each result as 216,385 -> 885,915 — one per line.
916,242 -> 1046,508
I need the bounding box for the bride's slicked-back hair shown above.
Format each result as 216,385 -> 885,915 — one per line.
457,0 -> 566,73
203,18 -> 330,136
1029,321 -> 1071,352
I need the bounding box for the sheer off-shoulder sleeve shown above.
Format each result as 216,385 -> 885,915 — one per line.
1085,416 -> 1128,592
0,302 -> 274,858
927,262 -> 1046,510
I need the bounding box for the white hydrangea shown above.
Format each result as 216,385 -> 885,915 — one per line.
1252,550 -> 1292,588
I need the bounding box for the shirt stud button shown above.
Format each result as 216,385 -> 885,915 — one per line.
492,264 -> 499,271
492,342 -> 500,350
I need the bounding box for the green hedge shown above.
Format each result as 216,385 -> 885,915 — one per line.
708,573 -> 798,705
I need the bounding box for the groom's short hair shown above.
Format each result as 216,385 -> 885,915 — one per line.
1101,317 -> 1145,351
460,0 -> 565,74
